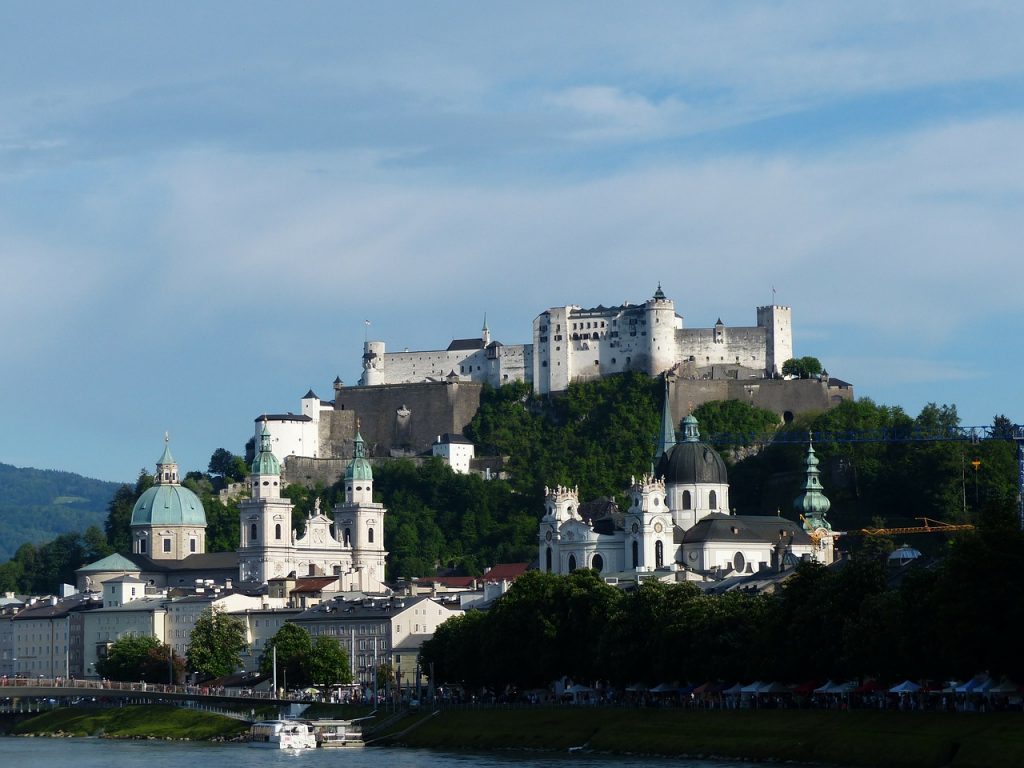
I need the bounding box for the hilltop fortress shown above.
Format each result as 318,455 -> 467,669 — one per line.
259,287 -> 850,483
359,285 -> 792,392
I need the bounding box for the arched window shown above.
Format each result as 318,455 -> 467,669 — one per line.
655,540 -> 664,568
592,553 -> 604,573
709,490 -> 717,509
250,523 -> 257,542
682,490 -> 692,510
545,547 -> 552,572
368,528 -> 374,543
568,554 -> 577,571
344,528 -> 351,546
275,523 -> 281,540
632,540 -> 639,569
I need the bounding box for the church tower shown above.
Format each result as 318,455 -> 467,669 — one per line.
794,442 -> 834,564
333,433 -> 388,590
238,422 -> 294,583
623,474 -> 669,570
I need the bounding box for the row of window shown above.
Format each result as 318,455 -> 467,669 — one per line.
139,538 -> 197,554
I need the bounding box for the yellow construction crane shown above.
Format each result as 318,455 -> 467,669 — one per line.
836,517 -> 975,538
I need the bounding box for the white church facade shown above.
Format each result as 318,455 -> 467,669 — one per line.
238,424 -> 388,591
539,383 -> 827,580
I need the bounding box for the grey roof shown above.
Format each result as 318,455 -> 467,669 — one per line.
303,389 -> 319,399
446,338 -> 484,351
434,433 -> 473,445
106,575 -> 148,584
256,413 -> 313,423
292,595 -> 432,623
681,513 -> 813,545
657,441 -> 729,485
827,378 -> 853,388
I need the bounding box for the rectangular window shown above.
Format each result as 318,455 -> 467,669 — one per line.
163,539 -> 172,553
190,539 -> 197,553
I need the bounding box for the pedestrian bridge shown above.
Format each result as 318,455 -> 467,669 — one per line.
0,675 -> 315,708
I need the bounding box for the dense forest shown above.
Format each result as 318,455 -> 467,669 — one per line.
1,373 -> 1018,592
0,463 -> 120,563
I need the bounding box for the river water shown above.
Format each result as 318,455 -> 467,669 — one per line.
2,738 -> 792,768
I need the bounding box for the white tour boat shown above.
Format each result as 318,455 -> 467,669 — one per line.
249,719 -> 318,749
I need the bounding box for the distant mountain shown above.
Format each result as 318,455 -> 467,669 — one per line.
0,463 -> 122,563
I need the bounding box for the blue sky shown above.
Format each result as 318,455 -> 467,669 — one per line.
2,2 -> 1023,483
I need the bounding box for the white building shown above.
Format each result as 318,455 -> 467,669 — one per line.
431,433 -> 475,474
359,318 -> 532,388
533,286 -> 792,395
255,389 -> 334,464
292,595 -> 461,687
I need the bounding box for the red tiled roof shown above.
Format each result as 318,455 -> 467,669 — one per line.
291,577 -> 338,593
483,563 -> 529,581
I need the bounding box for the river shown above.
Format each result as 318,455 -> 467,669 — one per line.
2,738 -> 797,768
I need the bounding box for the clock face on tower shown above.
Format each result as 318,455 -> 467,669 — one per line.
631,522 -> 639,534
654,521 -> 664,533
545,530 -> 553,541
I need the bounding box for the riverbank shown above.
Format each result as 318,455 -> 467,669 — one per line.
5,705 -> 249,740
383,707 -> 1024,768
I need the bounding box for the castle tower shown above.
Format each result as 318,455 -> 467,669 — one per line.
130,436 -> 207,560
645,283 -> 677,376
360,340 -> 386,385
238,422 -> 295,583
756,305 -> 793,376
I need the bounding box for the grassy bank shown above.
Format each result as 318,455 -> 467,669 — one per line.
388,708 -> 1024,768
9,705 -> 249,740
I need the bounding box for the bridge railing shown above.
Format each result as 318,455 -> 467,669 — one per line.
0,675 -> 302,702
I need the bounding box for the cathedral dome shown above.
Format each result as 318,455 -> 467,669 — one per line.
656,414 -> 729,485
130,440 -> 207,528
131,483 -> 206,527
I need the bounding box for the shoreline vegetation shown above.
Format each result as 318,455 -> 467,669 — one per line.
7,705 -> 1024,767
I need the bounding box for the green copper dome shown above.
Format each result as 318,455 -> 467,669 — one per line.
346,432 -> 373,482
131,484 -> 206,526
251,421 -> 281,476
131,440 -> 206,528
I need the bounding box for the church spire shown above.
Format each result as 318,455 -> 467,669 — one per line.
794,441 -> 832,532
482,313 -> 491,346
656,376 -> 676,463
155,432 -> 179,485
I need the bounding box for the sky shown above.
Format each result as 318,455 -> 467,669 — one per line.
2,2 -> 1023,484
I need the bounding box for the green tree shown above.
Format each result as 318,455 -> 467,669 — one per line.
97,634 -> 162,681
105,470 -> 153,553
208,448 -> 248,485
186,607 -> 248,680
306,635 -> 353,692
782,356 -> 823,378
693,400 -> 780,448
260,623 -> 312,690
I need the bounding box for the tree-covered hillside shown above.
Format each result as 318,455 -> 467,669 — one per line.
0,463 -> 121,563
